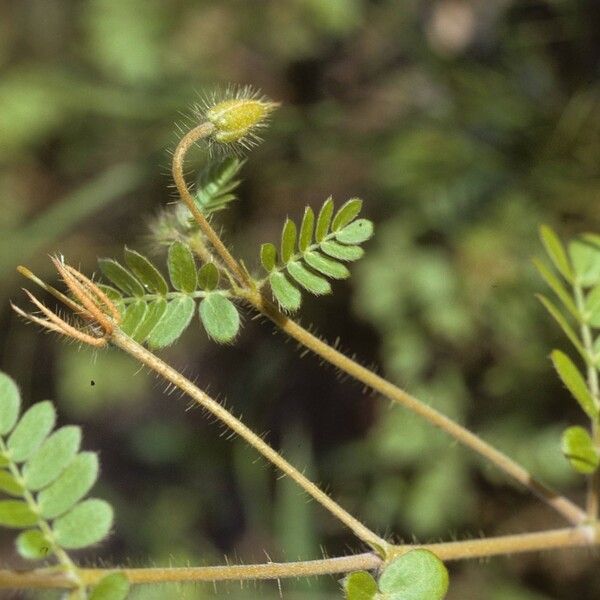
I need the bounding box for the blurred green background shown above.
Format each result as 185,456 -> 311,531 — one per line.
1,1 -> 599,598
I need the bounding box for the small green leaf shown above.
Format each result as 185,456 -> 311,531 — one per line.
0,372 -> 21,435
0,470 -> 23,496
168,241 -> 197,293
89,572 -> 130,600
195,156 -> 244,214
587,284 -> 600,328
281,219 -> 297,264
38,452 -> 99,519
97,284 -> 123,303
53,498 -> 113,549
343,571 -> 378,600
23,426 -> 81,491
551,350 -> 598,419
124,248 -> 168,295
7,401 -> 55,462
332,198 -> 362,232
261,243 -> 277,272
269,271 -> 301,312
536,295 -> 587,361
16,529 -> 52,560
199,295 -> 240,343
147,296 -> 195,349
379,550 -> 449,600
287,261 -> 331,295
304,251 -> 350,280
198,263 -> 220,291
315,197 -> 334,242
98,259 -> 144,297
569,239 -> 600,287
561,426 -> 599,474
299,206 -> 315,252
539,225 -> 573,282
120,301 -> 148,337
320,241 -> 364,261
533,258 -> 580,320
0,500 -> 37,528
132,299 -> 167,343
335,219 -> 374,244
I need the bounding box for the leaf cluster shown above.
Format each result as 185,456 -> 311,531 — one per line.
535,226 -> 600,474
260,197 -> 373,311
99,242 -> 240,346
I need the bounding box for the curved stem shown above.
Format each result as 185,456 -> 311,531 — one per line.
110,329 -> 388,552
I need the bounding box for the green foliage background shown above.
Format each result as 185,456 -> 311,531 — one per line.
0,1 -> 599,598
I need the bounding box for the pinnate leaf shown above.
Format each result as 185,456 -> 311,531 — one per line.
17,529 -> 51,560
23,426 -> 81,491
168,241 -> 197,293
195,156 -> 243,214
0,500 -> 37,528
561,426 -> 599,474
379,550 -> 449,600
269,272 -> 301,312
287,261 -> 331,295
147,296 -> 195,349
89,572 -> 130,600
38,452 -> 99,519
198,263 -> 219,291
332,198 -> 362,232
53,498 -> 113,549
98,259 -> 144,297
199,294 -> 240,343
0,372 -> 21,435
551,350 -> 598,419
7,401 -> 55,462
335,219 -> 374,245
124,248 -> 168,295
343,571 -> 378,600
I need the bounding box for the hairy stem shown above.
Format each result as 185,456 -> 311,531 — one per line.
110,329 -> 388,552
171,127 -> 586,526
574,283 -> 600,520
1,526 -> 596,590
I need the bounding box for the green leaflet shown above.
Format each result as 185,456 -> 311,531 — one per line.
0,372 -> 20,435
304,251 -> 349,280
533,258 -> 580,320
287,261 -> 331,295
89,572 -> 130,600
569,238 -> 600,288
315,197 -> 334,242
551,350 -> 598,419
379,550 -> 449,600
120,300 -> 148,337
320,241 -> 364,261
199,294 -> 240,343
53,498 -> 113,549
16,529 -> 51,559
147,295 -> 195,349
260,243 -> 277,272
198,263 -> 219,291
23,426 -> 81,491
335,219 -> 374,244
343,571 -> 378,600
0,471 -> 23,496
561,426 -> 599,474
98,258 -> 144,297
7,401 -> 55,462
0,500 -> 37,528
132,299 -> 167,343
539,225 -> 573,282
587,284 -> 600,327
269,271 -> 301,312
194,156 -> 243,214
38,452 -> 99,519
332,198 -> 362,232
299,206 -> 315,252
124,247 -> 168,295
168,241 -> 197,293
281,218 -> 297,264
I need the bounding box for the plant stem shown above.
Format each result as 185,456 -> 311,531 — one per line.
574,283 -> 600,520
109,329 -> 388,552
171,127 -> 587,527
1,526 -> 596,590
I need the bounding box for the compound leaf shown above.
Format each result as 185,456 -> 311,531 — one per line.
98,259 -> 144,297
199,294 -> 240,343
124,248 -> 168,295
23,426 -> 81,491
551,350 -> 597,419
0,372 -> 20,435
53,498 -> 113,549
561,426 -> 599,474
195,156 -> 243,214
269,272 -> 301,312
168,241 -> 197,293
7,401 -> 55,463
147,295 -> 195,349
